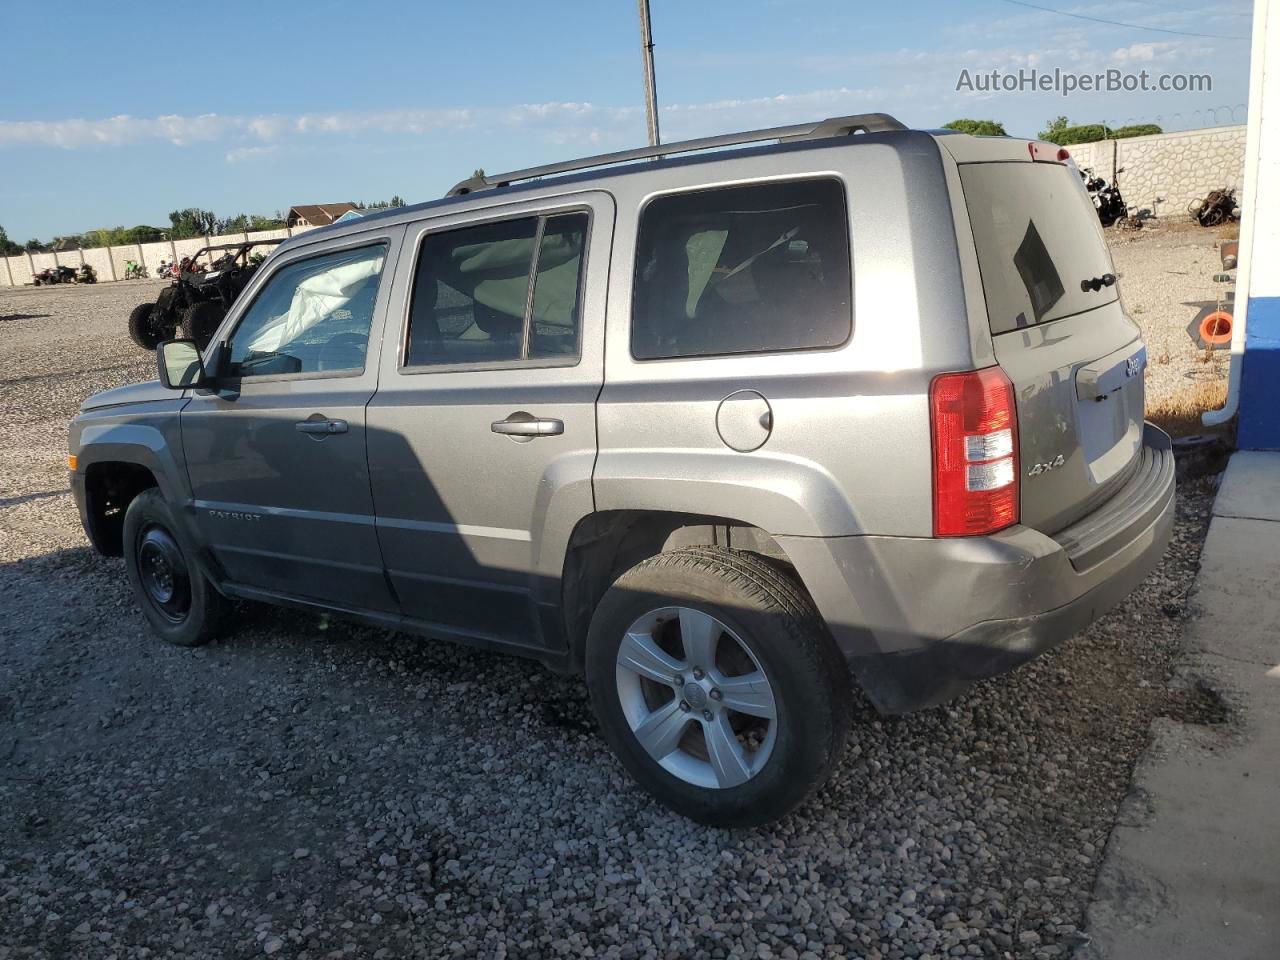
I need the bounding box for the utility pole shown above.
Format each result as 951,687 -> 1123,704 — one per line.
638,0 -> 661,146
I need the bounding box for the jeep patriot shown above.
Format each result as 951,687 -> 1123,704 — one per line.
69,114 -> 1174,826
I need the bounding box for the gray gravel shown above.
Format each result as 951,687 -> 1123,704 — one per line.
1110,219 -> 1237,411
1,278 -> 1218,960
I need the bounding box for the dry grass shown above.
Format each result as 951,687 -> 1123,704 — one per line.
1146,378 -> 1229,437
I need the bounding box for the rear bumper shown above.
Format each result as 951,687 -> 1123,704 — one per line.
779,424 -> 1176,713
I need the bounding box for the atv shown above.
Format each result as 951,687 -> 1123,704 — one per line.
32,265 -> 78,285
127,239 -> 284,350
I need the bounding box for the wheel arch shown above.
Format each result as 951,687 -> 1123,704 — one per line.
559,509 -> 800,669
81,460 -> 161,556
75,419 -> 193,556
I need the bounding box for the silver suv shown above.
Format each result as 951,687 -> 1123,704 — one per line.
69,114 -> 1174,826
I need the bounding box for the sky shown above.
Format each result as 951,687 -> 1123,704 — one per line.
0,0 -> 1255,242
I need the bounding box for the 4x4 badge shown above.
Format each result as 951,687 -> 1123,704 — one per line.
1027,454 -> 1066,477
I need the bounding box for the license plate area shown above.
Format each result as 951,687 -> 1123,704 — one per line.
1075,344 -> 1145,485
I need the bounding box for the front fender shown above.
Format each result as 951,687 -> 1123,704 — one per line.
71,402 -> 192,523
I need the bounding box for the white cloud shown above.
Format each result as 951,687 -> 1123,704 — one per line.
0,113 -> 239,148
1,90 -> 911,154
224,144 -> 278,164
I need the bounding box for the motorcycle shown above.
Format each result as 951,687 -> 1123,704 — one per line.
1079,166 -> 1127,227
123,259 -> 148,280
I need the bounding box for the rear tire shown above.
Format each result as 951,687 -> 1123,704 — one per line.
127,302 -> 163,350
123,489 -> 228,646
181,301 -> 225,350
585,547 -> 851,827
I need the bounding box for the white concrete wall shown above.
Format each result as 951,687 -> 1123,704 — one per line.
82,247 -> 114,282
1,224 -> 320,287
1068,124 -> 1247,219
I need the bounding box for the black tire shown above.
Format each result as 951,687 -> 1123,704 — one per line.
585,546 -> 852,827
181,301 -> 225,350
122,489 -> 228,646
127,302 -> 164,350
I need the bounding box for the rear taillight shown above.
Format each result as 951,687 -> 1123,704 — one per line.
930,367 -> 1019,537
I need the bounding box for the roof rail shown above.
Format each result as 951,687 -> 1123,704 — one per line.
446,112 -> 907,197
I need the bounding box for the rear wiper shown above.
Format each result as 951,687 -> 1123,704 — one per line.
1080,273 -> 1116,293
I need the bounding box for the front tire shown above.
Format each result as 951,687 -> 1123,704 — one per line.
127,302 -> 163,350
586,547 -> 851,827
181,301 -> 225,350
122,489 -> 228,646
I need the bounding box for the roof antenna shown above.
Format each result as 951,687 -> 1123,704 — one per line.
637,0 -> 661,147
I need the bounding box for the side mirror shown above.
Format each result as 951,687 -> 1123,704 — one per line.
156,339 -> 208,389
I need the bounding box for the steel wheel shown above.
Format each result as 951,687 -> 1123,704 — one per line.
615,606 -> 778,790
136,525 -> 192,623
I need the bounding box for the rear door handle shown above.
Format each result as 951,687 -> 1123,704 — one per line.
491,412 -> 564,439
295,418 -> 348,435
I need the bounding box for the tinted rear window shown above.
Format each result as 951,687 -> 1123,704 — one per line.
960,162 -> 1118,334
631,178 -> 852,360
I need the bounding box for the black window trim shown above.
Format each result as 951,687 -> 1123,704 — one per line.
211,236 -> 394,386
628,174 -> 855,363
398,203 -> 593,375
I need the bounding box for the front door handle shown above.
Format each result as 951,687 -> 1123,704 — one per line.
295,417 -> 348,436
491,412 -> 564,440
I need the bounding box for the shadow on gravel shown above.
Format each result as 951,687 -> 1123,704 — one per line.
0,360 -> 142,388
0,488 -> 67,509
0,313 -> 50,323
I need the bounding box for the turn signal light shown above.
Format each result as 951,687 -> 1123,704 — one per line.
67,455 -> 78,471
930,367 -> 1019,537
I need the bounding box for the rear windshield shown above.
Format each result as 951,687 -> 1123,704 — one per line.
959,162 -> 1118,334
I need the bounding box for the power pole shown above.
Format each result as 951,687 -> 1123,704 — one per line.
638,0 -> 661,146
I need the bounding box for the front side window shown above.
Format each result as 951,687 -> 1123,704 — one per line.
406,212 -> 589,367
225,244 -> 387,378
631,178 -> 852,360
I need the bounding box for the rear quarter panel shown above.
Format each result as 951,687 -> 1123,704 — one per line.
595,133 -> 983,538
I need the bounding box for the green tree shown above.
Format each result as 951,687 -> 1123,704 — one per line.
168,208 -> 222,239
81,228 -> 113,249
1036,116 -> 1161,146
1038,115 -> 1071,142
389,194 -> 406,207
943,119 -> 1007,137
0,224 -> 22,256
1111,124 -> 1162,139
24,238 -> 45,253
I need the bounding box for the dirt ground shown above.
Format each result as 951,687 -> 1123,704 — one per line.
0,231 -> 1227,960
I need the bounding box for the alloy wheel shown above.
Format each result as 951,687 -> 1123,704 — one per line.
614,606 -> 777,789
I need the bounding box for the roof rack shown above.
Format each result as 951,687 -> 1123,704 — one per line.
446,112 -> 907,197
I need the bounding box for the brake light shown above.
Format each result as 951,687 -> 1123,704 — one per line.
930,367 -> 1019,537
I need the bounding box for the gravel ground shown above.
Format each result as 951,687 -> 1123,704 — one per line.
0,271 -> 1220,960
1109,219 -> 1237,416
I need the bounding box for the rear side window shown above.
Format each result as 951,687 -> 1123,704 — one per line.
631,179 -> 852,360
959,162 -> 1118,334
406,212 -> 589,367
